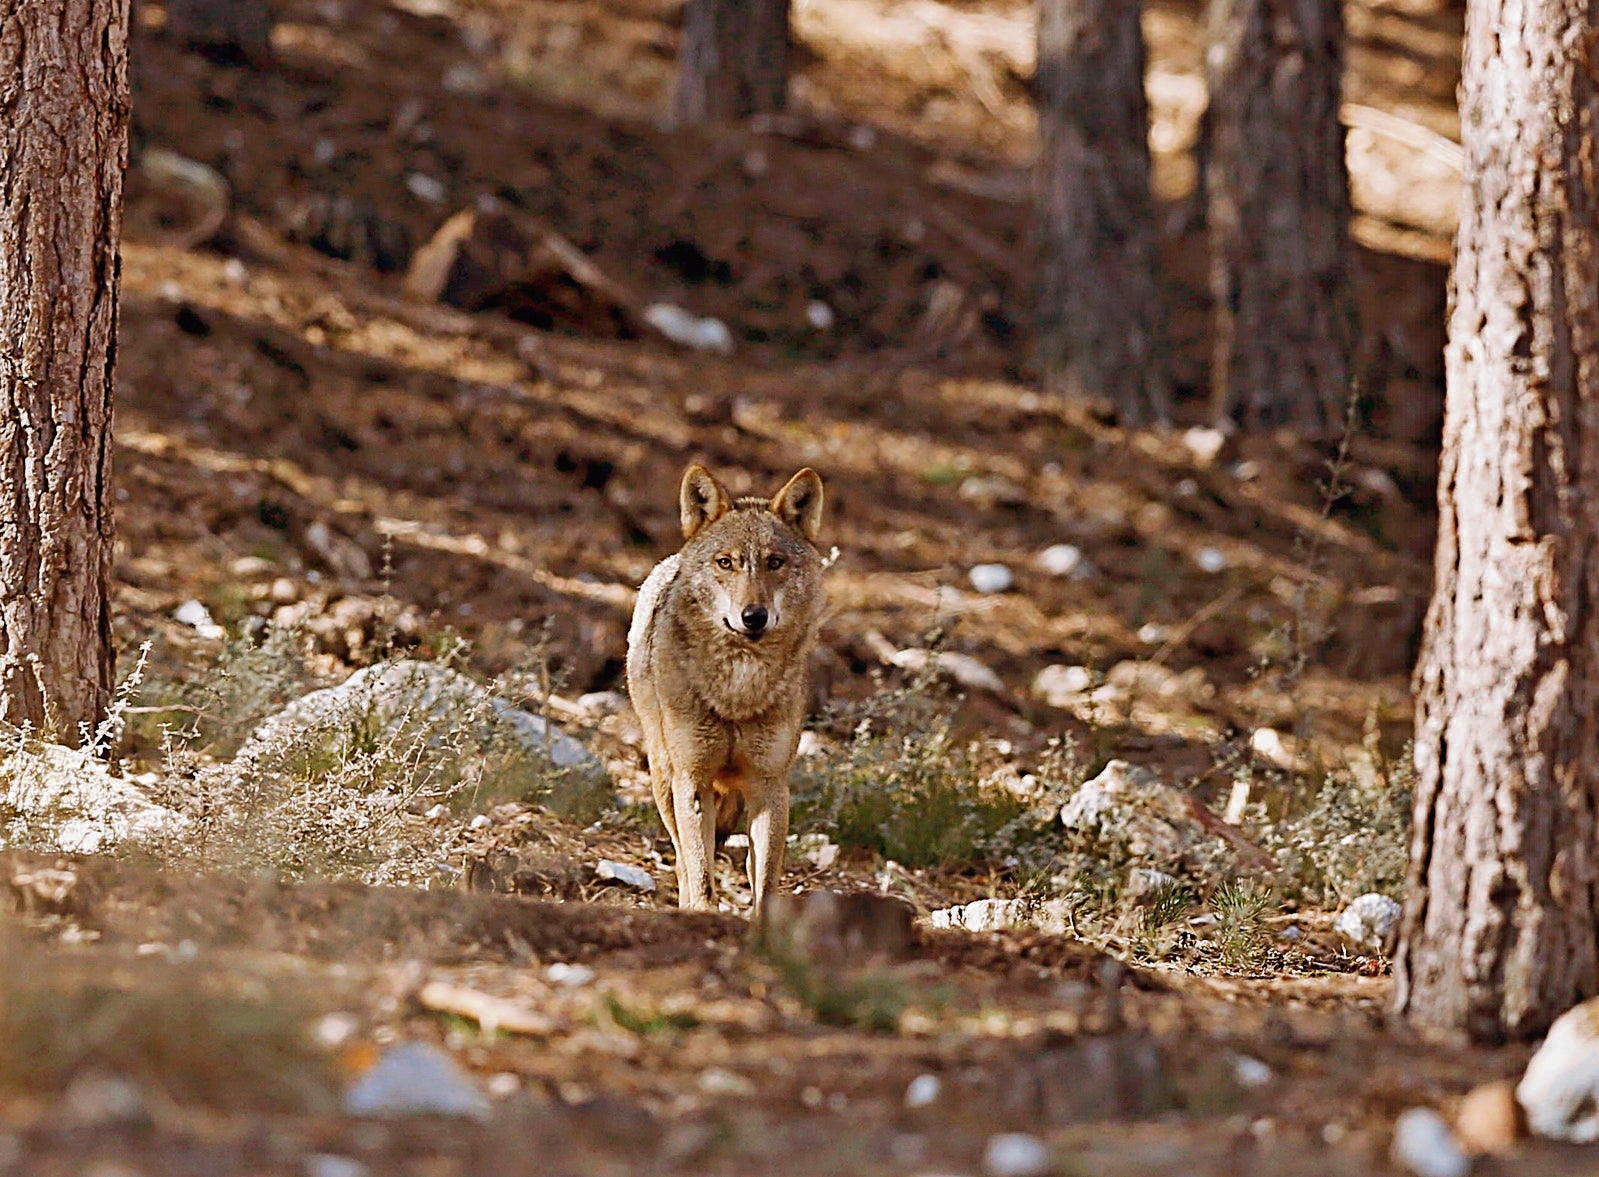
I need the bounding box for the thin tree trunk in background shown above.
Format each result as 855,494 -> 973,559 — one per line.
0,0 -> 129,741
1206,0 -> 1354,432
672,0 -> 790,125
165,0 -> 272,65
1033,0 -> 1170,425
1394,0 -> 1599,1042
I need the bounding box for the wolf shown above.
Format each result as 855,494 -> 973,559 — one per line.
627,464 -> 827,911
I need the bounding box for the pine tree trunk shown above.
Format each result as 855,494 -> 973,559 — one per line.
1393,0 -> 1599,1043
1205,0 -> 1354,432
1033,0 -> 1170,425
165,0 -> 272,65
672,0 -> 790,125
0,0 -> 129,741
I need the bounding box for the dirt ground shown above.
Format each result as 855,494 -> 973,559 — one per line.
10,0 -> 1588,1173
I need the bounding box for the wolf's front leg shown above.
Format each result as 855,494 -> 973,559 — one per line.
671,773 -> 718,910
747,779 -> 790,912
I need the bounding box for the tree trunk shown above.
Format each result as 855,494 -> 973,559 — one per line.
165,0 -> 272,65
1393,0 -> 1599,1043
1205,0 -> 1354,432
672,0 -> 790,125
0,0 -> 129,741
1032,0 -> 1170,425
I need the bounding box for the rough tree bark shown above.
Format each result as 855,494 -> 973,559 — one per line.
0,0 -> 130,740
164,0 -> 272,65
1393,0 -> 1599,1042
1205,0 -> 1354,432
1033,0 -> 1170,425
672,0 -> 790,125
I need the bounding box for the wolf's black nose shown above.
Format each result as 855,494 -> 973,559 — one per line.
741,604 -> 769,634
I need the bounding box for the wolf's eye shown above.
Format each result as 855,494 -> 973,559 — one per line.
766,555 -> 785,571
716,555 -> 734,570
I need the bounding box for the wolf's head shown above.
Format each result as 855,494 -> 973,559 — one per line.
675,465 -> 826,644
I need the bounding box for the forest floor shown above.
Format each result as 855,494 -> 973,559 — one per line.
7,0 -> 1590,1173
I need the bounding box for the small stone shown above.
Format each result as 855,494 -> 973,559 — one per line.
1031,664 -> 1093,707
904,1074 -> 941,1109
1136,623 -> 1169,645
1390,1107 -> 1468,1177
1334,893 -> 1402,952
63,1072 -> 149,1127
230,555 -> 275,577
173,599 -> 226,640
793,832 -> 839,869
806,300 -> 835,330
596,859 -> 655,891
486,1073 -> 521,1098
643,303 -> 734,355
1232,459 -> 1261,482
1455,1080 -> 1520,1155
1034,543 -> 1092,579
1249,727 -> 1302,771
545,962 -> 595,988
424,804 -> 448,821
1194,547 -> 1228,574
343,1042 -> 490,1120
968,564 -> 1014,594
468,814 -> 492,830
982,1131 -> 1050,1177
1181,426 -> 1229,467
722,832 -> 751,866
305,1156 -> 368,1177
313,1012 -> 360,1048
1518,996 -> 1599,1141
698,1068 -> 756,1096
270,577 -> 300,603
1231,1055 -> 1273,1089
405,172 -> 448,204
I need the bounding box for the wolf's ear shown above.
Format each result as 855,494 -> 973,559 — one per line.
680,464 -> 733,540
770,468 -> 824,542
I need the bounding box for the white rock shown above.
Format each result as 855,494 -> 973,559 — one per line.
982,1132 -> 1050,1177
343,1042 -> 490,1120
1059,760 -> 1197,862
172,599 -> 226,640
1034,543 -> 1092,579
1,741 -> 187,854
1231,1054 -> 1273,1089
63,1072 -> 148,1127
1181,426 -> 1229,467
306,1156 -> 369,1177
698,1068 -> 756,1096
313,1013 -> 360,1049
545,962 -> 595,988
468,814 -> 492,831
806,300 -> 835,330
1031,664 -> 1093,708
886,648 -> 1004,695
596,859 -> 655,891
1390,1108 -> 1468,1177
1136,623 -> 1169,645
1249,727 -> 1302,771
486,1073 -> 520,1098
968,564 -> 1014,594
792,832 -> 839,870
405,173 -> 448,204
929,898 -> 1073,936
644,303 -> 734,355
1194,547 -> 1228,574
904,1073 -> 942,1109
1518,996 -> 1599,1141
235,659 -> 602,775
1334,893 -> 1402,952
